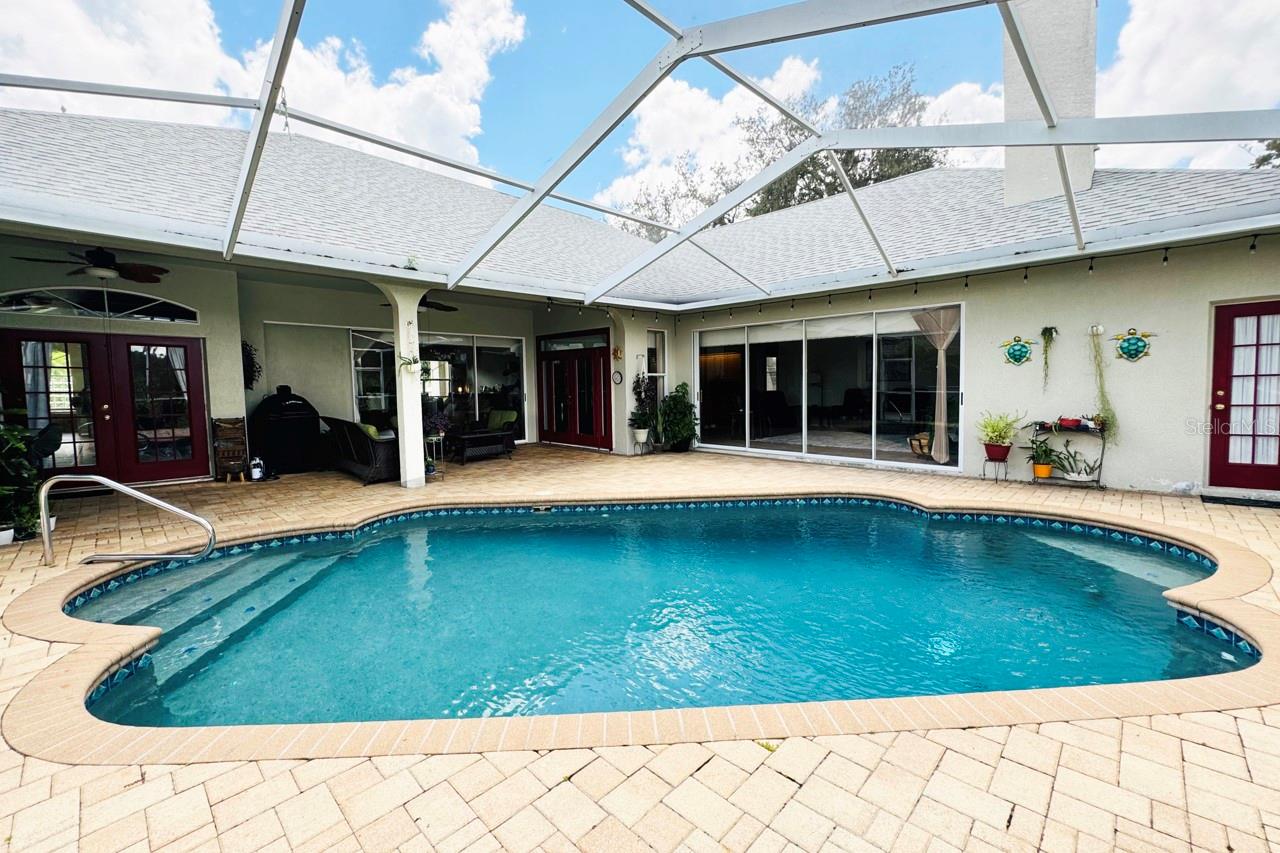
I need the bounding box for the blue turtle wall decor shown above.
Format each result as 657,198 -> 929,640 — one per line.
1113,328 -> 1155,361
999,336 -> 1037,366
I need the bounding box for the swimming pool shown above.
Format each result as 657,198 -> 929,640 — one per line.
74,500 -> 1251,727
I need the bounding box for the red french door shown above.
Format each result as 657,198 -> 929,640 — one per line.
0,331 -> 210,483
536,331 -> 612,450
1209,301 -> 1280,490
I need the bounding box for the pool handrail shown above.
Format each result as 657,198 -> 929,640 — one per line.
39,474 -> 216,566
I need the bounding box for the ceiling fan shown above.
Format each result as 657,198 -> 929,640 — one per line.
11,246 -> 170,284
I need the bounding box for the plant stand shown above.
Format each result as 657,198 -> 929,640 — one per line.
1030,421 -> 1107,489
981,458 -> 1008,481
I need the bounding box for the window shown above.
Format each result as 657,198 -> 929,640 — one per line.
0,288 -> 197,323
350,330 -> 525,439
646,329 -> 666,401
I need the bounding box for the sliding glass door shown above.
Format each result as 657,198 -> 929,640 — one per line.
696,305 -> 962,467
698,328 -> 745,447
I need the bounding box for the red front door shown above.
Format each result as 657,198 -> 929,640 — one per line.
1209,301 -> 1280,490
0,330 -> 210,483
536,332 -> 612,450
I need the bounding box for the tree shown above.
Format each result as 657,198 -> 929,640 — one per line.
614,64 -> 945,238
1254,140 -> 1280,169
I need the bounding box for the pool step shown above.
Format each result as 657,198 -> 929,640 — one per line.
150,552 -> 344,687
89,551 -> 303,629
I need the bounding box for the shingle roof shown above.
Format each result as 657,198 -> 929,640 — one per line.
2,108 -> 1279,307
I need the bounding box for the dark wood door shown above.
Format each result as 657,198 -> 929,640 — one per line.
0,331 -> 209,484
109,335 -> 210,483
0,330 -> 120,479
1209,301 -> 1280,490
536,341 -> 611,450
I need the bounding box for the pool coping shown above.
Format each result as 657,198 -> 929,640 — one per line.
4,486 -> 1279,766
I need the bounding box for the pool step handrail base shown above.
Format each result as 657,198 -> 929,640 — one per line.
38,474 -> 216,567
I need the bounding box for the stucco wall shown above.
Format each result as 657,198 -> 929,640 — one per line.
237,279 -> 538,430
668,238 -> 1278,492
0,249 -> 245,420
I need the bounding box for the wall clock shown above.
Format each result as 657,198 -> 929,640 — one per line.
612,370 -> 624,385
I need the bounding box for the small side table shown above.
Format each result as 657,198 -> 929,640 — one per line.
981,458 -> 1008,481
425,434 -> 446,479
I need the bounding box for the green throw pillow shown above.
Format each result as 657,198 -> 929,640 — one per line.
360,423 -> 380,439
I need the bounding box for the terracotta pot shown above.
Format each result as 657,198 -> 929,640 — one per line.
983,443 -> 1012,462
1033,463 -> 1053,479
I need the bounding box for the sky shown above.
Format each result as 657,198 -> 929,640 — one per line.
2,0 -> 1278,225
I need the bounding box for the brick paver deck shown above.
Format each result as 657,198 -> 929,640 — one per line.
2,446 -> 1279,851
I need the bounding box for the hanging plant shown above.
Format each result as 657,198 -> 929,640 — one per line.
1089,328 -> 1119,443
1040,326 -> 1058,390
241,340 -> 262,390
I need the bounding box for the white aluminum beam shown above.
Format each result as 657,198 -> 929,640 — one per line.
447,43 -> 692,288
222,0 -> 306,260
0,73 -> 258,110
998,1 -> 1084,250
690,238 -> 771,295
584,136 -> 824,304
286,108 -> 675,234
687,0 -> 992,57
826,110 -> 1280,149
623,0 -> 896,278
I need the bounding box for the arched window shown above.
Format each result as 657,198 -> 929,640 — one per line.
0,288 -> 198,323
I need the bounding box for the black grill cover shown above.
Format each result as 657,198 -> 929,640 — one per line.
248,385 -> 324,475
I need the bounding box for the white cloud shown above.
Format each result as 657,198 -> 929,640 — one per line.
594,56 -> 823,214
0,0 -> 525,169
923,82 -> 1005,167
1095,0 -> 1279,168
916,0 -> 1280,169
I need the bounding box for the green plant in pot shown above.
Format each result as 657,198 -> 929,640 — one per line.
0,414 -> 61,541
1021,435 -> 1056,479
976,410 -> 1023,462
658,383 -> 698,452
629,371 -> 657,445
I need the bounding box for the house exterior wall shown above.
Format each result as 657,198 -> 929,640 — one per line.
667,238 -> 1277,493
0,251 -> 245,420
237,278 -> 537,431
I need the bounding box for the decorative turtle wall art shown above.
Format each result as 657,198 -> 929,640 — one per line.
1112,328 -> 1155,361
999,335 -> 1037,366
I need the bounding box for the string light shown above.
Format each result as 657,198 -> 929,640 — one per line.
630,309 -> 635,320
758,304 -> 763,314
867,289 -> 872,302
1162,248 -> 1169,266
546,298 -> 553,313
827,294 -> 832,306
577,305 -> 582,316
1251,235 -> 1259,254
729,308 -> 734,319
789,299 -> 795,311
1023,267 -> 1029,283
654,311 -> 659,322
963,275 -> 969,289
701,312 -> 705,322
1088,258 -> 1094,274
913,282 -> 918,295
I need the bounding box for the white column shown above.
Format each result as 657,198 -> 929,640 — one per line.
373,281 -> 428,488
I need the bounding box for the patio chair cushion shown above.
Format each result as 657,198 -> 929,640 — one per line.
485,409 -> 518,431
323,417 -> 399,485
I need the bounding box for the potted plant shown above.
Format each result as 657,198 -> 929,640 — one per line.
1054,440 -> 1101,482
976,411 -> 1022,462
424,413 -> 451,437
0,415 -> 60,541
1022,435 -> 1056,479
658,383 -> 699,452
630,371 -> 656,445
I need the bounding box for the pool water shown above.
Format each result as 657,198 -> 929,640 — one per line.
77,503 -> 1249,727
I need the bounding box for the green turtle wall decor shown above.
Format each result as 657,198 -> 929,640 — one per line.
1113,328 -> 1155,361
999,335 -> 1037,366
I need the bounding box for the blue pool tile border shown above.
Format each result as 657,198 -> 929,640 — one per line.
72,496 -> 1251,708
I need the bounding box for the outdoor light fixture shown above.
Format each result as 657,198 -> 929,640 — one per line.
758,304 -> 762,314
1251,235 -> 1259,254
913,283 -> 918,295
1088,258 -> 1095,274
827,294 -> 832,306
86,266 -> 119,280
963,275 -> 969,289
789,299 -> 795,311
1023,267 -> 1029,283
630,309 -> 635,320
1162,248 -> 1169,266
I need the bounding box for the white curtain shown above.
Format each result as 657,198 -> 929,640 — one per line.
167,346 -> 188,395
21,341 -> 49,424
912,308 -> 961,464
